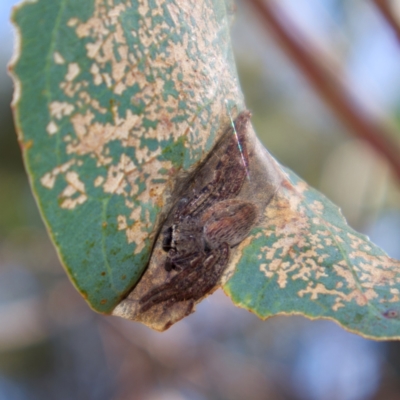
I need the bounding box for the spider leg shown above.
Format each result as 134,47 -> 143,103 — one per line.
164,257 -> 174,272
176,112 -> 251,219
139,243 -> 230,313
187,242 -> 230,301
167,250 -> 204,271
178,168 -> 224,218
179,157 -> 242,219
139,254 -> 204,313
202,200 -> 258,250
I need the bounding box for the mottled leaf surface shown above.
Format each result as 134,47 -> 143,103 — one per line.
225,168 -> 400,339
10,0 -> 243,312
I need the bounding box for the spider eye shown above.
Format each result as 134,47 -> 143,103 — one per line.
177,197 -> 189,207
162,226 -> 173,251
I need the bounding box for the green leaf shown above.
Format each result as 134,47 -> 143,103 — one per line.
225,168 -> 400,340
10,0 -> 244,313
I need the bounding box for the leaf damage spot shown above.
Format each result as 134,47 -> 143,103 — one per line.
53,52 -> 65,64
49,101 -> 74,119
257,178 -> 400,315
40,160 -> 75,189
60,171 -> 88,209
67,17 -> 79,27
46,121 -> 58,136
94,176 -> 104,187
126,222 -> 148,254
66,63 -> 80,81
117,215 -> 128,230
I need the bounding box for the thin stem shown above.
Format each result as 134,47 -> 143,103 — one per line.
373,0 -> 400,44
247,0 -> 400,182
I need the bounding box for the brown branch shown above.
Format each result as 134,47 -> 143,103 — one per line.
247,0 -> 400,182
373,0 -> 400,44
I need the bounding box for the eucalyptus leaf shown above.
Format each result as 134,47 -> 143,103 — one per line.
10,0 -> 400,339
10,0 -> 243,313
225,168 -> 400,340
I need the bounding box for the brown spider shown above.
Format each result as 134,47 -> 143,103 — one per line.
139,111 -> 257,313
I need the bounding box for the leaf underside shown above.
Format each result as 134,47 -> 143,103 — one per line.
10,0 -> 400,339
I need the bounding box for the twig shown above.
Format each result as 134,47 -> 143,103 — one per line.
373,0 -> 400,44
247,0 -> 400,182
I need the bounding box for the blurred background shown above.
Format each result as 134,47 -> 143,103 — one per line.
2,0 -> 400,399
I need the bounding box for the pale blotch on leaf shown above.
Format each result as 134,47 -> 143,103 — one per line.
94,176 -> 104,187
117,215 -> 128,231
298,283 -> 358,312
89,64 -> 103,86
389,288 -> 400,303
65,63 -> 80,82
76,92 -> 107,114
49,101 -> 74,119
120,207 -> 151,255
60,171 -> 87,210
46,121 -> 58,136
103,154 -> 138,195
40,160 -> 76,190
67,17 -> 79,28
53,52 -> 65,64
